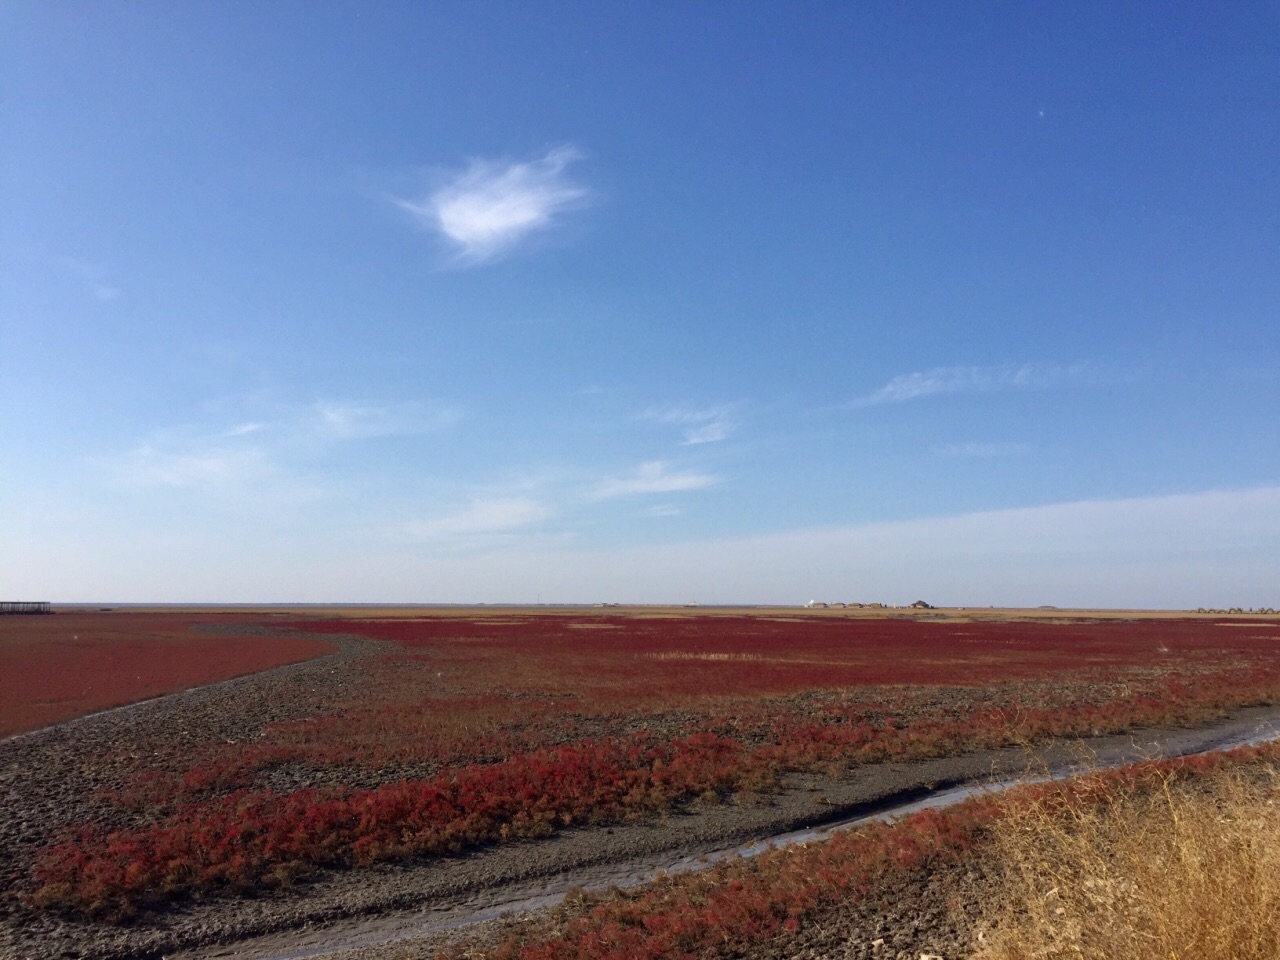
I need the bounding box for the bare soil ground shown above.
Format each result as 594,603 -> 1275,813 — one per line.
309,861 -> 997,960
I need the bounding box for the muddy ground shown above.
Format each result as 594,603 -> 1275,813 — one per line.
3,625 -> 1278,960
319,858 -> 1001,960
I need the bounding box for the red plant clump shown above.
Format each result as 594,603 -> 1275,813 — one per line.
487,804 -> 993,960
0,613 -> 334,736
477,743 -> 1280,960
32,732 -> 766,917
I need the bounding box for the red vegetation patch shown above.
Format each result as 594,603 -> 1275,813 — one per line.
0,613 -> 334,736
250,614 -> 1280,770
32,733 -> 763,918
297,613 -> 1280,695
477,743 -> 1280,960
488,804 -> 993,960
23,612 -> 1280,919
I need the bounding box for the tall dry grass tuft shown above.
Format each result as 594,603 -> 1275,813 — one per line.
973,763 -> 1280,960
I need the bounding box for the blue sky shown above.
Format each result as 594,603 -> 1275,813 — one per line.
3,2 -> 1277,606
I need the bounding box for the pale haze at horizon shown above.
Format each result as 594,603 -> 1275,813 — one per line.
2,4 -> 1277,607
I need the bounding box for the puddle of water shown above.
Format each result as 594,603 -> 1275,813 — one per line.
178,721 -> 1280,960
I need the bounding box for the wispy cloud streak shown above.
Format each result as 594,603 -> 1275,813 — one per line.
62,257 -> 121,301
641,405 -> 736,445
312,400 -> 461,439
222,422 -> 267,438
114,440 -> 323,511
853,364 -> 1088,407
647,504 -> 682,517
402,497 -> 550,540
398,146 -> 589,265
594,461 -> 718,499
104,393 -> 460,510
124,445 -> 266,493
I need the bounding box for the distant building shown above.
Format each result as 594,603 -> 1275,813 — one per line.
909,600 -> 933,609
804,600 -> 829,609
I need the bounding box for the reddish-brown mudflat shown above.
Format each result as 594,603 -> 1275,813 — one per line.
0,611 -> 334,736
7,607 -> 1280,960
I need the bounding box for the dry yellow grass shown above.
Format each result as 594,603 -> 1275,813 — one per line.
972,763 -> 1280,960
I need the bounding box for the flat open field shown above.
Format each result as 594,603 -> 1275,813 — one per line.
4,607 -> 1280,959
0,611 -> 335,736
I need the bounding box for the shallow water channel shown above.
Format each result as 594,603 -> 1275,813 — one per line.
183,716 -> 1280,960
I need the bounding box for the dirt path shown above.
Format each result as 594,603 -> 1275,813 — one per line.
168,705 -> 1280,960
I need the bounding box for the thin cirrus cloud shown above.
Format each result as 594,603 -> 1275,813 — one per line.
114,442 -> 324,512
647,504 -> 682,517
594,461 -> 718,499
221,421 -> 268,438
61,257 -> 121,302
109,395 -> 459,502
851,363 -> 1088,407
312,400 -> 461,440
123,444 -> 267,493
641,405 -> 736,445
402,497 -> 551,541
397,146 -> 590,265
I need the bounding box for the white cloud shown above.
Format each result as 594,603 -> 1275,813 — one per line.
108,415 -> 323,511
114,442 -> 324,512
313,400 -> 461,439
344,486 -> 1280,608
95,394 -> 461,519
936,441 -> 1032,458
682,422 -> 732,445
647,504 -> 682,517
641,405 -> 736,445
124,445 -> 266,493
222,421 -> 268,438
852,364 -> 1087,407
402,497 -> 550,540
62,257 -> 121,302
595,461 -> 718,499
13,486 -> 1278,608
398,146 -> 589,265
